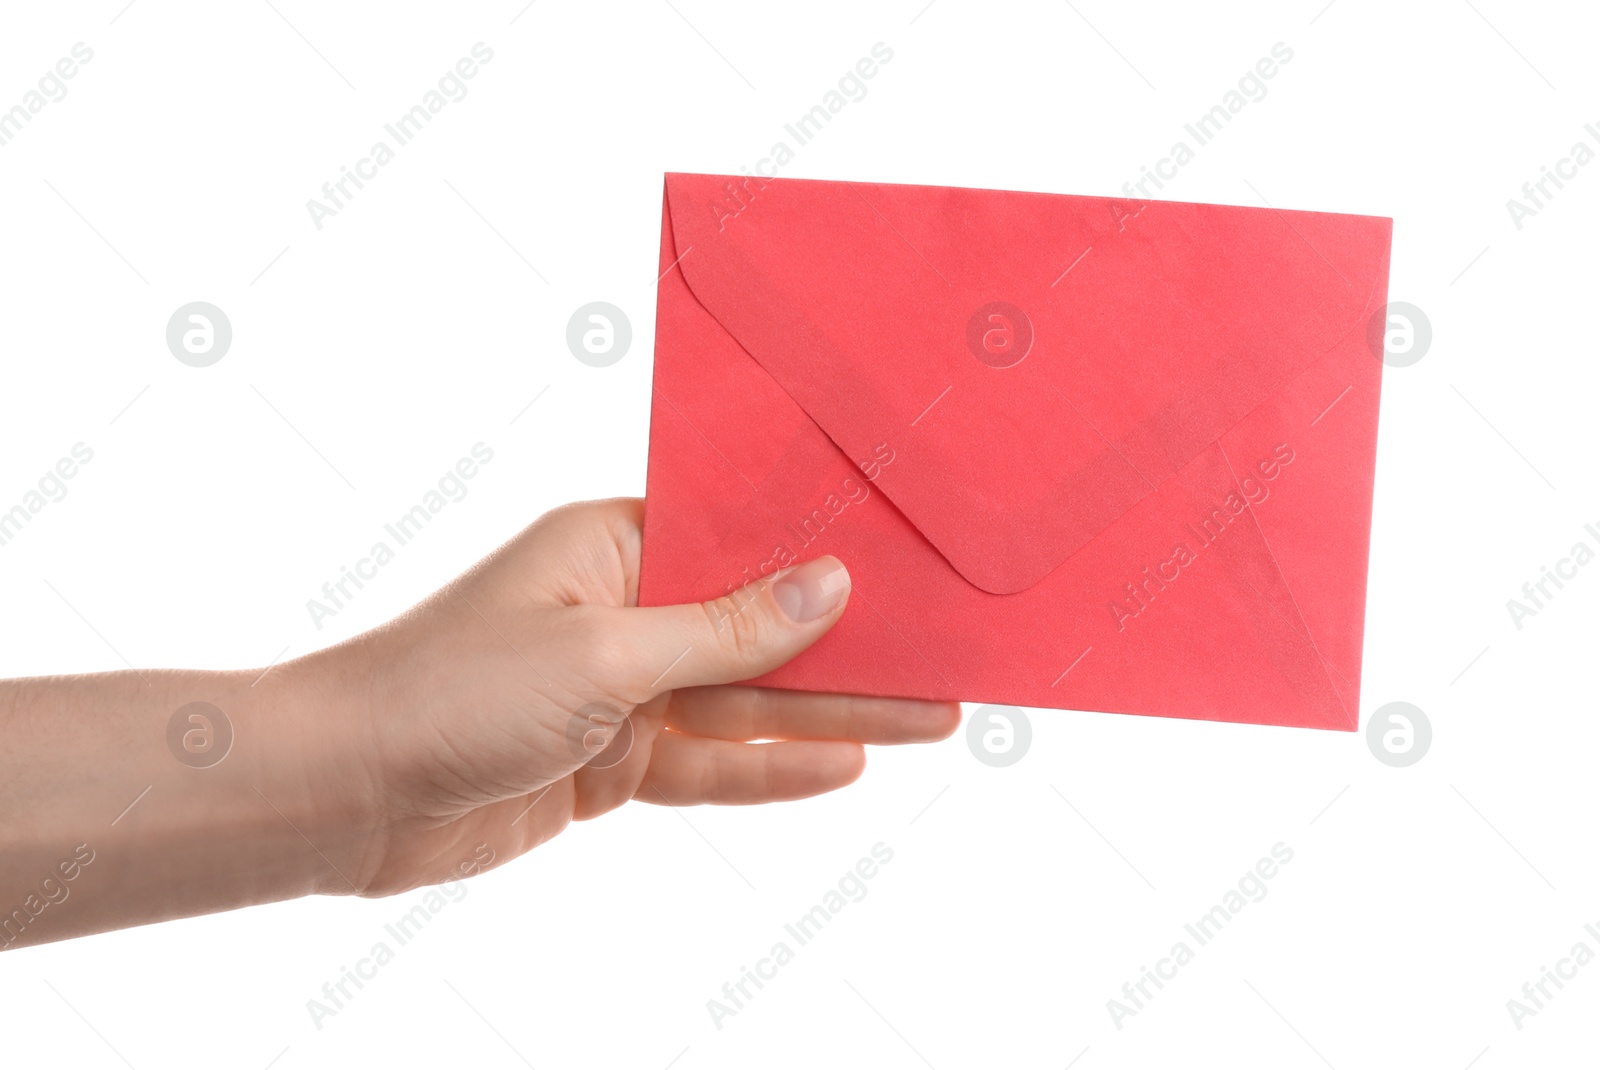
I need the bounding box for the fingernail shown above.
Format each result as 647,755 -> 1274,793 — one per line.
771,557 -> 851,623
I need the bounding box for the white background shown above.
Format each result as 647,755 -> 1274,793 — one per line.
1,0 -> 1597,1066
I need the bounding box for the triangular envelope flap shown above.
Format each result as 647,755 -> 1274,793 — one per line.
663,173 -> 1389,595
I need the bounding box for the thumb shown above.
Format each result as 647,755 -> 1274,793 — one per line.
595,556 -> 851,702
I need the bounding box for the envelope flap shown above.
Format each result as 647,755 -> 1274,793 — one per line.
663,173 -> 1391,594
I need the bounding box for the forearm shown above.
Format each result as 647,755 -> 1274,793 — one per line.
0,658 -> 379,950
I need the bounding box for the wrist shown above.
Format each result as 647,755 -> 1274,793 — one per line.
259,643 -> 390,897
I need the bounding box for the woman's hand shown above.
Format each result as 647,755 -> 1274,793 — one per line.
330,497 -> 960,897
0,498 -> 958,948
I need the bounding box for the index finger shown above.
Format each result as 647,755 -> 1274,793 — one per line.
664,686 -> 962,744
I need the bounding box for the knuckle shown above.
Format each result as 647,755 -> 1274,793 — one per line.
750,686 -> 781,739
562,608 -> 634,689
702,590 -> 768,663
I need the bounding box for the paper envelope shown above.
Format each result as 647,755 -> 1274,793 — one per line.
639,172 -> 1391,731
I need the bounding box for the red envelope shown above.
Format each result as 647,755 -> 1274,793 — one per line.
639,173 -> 1391,731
